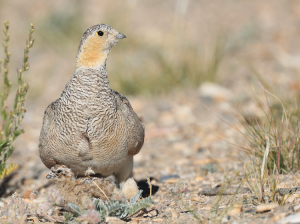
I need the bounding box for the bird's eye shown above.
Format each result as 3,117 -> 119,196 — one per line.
97,31 -> 104,36
57,170 -> 62,174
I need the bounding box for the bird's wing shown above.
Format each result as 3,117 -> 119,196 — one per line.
112,90 -> 145,155
39,101 -> 58,169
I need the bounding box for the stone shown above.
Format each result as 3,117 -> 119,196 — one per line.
171,211 -> 179,220
221,215 -> 229,223
279,213 -> 300,224
294,204 -> 300,212
27,216 -> 39,222
285,194 -> 296,203
256,203 -> 278,213
272,213 -> 288,221
198,82 -> 233,103
227,204 -> 242,216
198,187 -> 251,196
105,217 -> 126,224
191,196 -> 201,202
143,210 -> 158,218
165,178 -> 179,184
131,220 -> 140,224
195,176 -> 204,182
152,218 -> 164,222
160,174 -> 180,183
23,190 -> 37,199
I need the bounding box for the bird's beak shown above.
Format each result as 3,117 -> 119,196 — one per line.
46,174 -> 52,179
116,32 -> 126,39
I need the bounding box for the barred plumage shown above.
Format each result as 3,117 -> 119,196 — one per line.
39,24 -> 144,198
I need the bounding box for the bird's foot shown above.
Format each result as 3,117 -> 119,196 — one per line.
120,178 -> 139,200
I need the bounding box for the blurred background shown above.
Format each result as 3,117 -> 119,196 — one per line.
1,0 -> 300,202
1,0 -> 300,100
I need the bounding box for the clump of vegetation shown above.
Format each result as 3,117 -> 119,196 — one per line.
243,154 -> 290,205
0,21 -> 34,179
236,91 -> 300,174
232,89 -> 300,204
4,188 -> 154,223
66,190 -> 154,222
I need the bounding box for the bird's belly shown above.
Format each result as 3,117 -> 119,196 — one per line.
62,149 -> 129,177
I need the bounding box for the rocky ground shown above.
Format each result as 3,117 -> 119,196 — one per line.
1,1 -> 300,223
1,79 -> 300,223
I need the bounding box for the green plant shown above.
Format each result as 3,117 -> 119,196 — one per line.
66,190 -> 155,222
0,21 -> 34,179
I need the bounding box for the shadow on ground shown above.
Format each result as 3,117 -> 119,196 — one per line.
137,178 -> 159,198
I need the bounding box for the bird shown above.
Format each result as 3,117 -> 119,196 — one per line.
39,24 -> 145,198
46,165 -> 116,206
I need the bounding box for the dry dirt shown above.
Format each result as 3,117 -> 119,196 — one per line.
1,84 -> 300,223
1,1 -> 300,223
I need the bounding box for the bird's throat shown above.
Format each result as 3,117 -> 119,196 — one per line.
76,36 -> 108,69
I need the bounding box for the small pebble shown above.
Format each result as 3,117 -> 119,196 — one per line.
272,213 -> 288,221
143,210 -> 158,218
164,178 -> 179,184
131,220 -> 139,224
227,204 -> 242,216
152,218 -> 164,222
221,215 -> 229,223
195,176 -> 204,182
191,196 -> 201,202
256,203 -> 278,213
160,174 -> 180,182
294,204 -> 300,212
106,217 -> 126,224
279,213 -> 300,224
171,211 -> 179,220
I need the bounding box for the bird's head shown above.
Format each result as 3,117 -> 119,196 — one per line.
46,165 -> 75,180
76,24 -> 126,69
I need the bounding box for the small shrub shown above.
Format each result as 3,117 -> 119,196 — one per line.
0,21 -> 34,179
66,190 -> 155,222
236,91 -> 300,173
233,89 -> 300,205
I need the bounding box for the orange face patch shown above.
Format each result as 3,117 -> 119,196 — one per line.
76,36 -> 106,68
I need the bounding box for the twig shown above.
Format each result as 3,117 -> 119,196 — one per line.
145,173 -> 152,197
261,137 -> 270,179
92,180 -> 110,201
277,115 -> 283,172
32,203 -> 57,222
127,208 -> 148,218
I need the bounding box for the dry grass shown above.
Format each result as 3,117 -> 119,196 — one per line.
230,89 -> 300,206
236,91 -> 300,174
